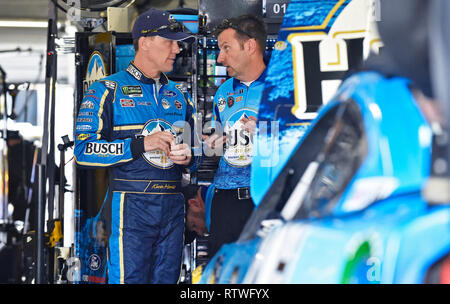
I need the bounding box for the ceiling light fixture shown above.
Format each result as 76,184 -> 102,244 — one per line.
0,20 -> 49,28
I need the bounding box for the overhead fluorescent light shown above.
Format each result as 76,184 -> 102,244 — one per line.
0,20 -> 49,28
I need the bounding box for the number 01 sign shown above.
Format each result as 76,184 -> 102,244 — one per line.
265,0 -> 290,18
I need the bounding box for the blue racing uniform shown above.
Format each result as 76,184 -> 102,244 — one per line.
74,61 -> 199,284
207,69 -> 266,256
211,69 -> 267,189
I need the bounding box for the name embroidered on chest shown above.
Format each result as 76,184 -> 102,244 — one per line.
151,183 -> 176,190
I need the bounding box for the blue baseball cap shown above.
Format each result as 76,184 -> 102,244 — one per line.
132,8 -> 195,43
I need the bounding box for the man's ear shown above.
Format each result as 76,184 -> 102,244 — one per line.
188,198 -> 201,210
139,36 -> 153,51
246,38 -> 257,55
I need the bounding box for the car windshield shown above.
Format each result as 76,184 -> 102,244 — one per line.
294,100 -> 367,219
239,99 -> 367,241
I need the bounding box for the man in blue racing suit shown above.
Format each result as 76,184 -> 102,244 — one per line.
74,8 -> 199,284
202,15 -> 267,256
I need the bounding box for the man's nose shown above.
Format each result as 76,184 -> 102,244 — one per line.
217,50 -> 224,64
173,41 -> 180,54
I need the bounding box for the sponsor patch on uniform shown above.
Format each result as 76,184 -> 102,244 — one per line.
218,97 -> 226,112
76,124 -> 92,131
137,101 -> 152,106
120,99 -> 135,107
77,117 -> 93,123
76,133 -> 91,141
174,100 -> 183,110
88,254 -> 101,271
126,64 -> 142,80
228,89 -> 244,96
235,96 -> 243,102
227,96 -> 234,107
78,111 -> 93,116
161,99 -> 171,109
85,142 -> 124,155
80,101 -> 95,110
162,90 -> 177,97
102,80 -> 117,90
121,85 -> 143,97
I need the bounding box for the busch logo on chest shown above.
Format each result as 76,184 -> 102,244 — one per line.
222,109 -> 257,167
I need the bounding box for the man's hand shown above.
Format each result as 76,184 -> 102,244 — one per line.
240,115 -> 257,134
143,131 -> 175,156
202,134 -> 227,149
169,143 -> 192,165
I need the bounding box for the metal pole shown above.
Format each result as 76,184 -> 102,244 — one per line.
36,164 -> 46,284
58,146 -> 64,221
36,0 -> 57,284
0,66 -> 7,225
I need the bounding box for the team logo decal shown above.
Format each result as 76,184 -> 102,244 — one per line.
227,96 -> 234,108
174,100 -> 183,110
223,108 -> 257,167
83,51 -> 107,94
88,254 -> 101,271
161,99 -> 171,110
141,119 -> 176,169
218,97 -> 226,112
274,40 -> 287,51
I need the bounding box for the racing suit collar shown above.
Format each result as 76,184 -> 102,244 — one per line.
126,61 -> 169,85
232,67 -> 267,90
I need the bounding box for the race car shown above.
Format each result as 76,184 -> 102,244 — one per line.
243,71 -> 450,284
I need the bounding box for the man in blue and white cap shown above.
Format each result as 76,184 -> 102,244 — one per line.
74,8 -> 199,284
